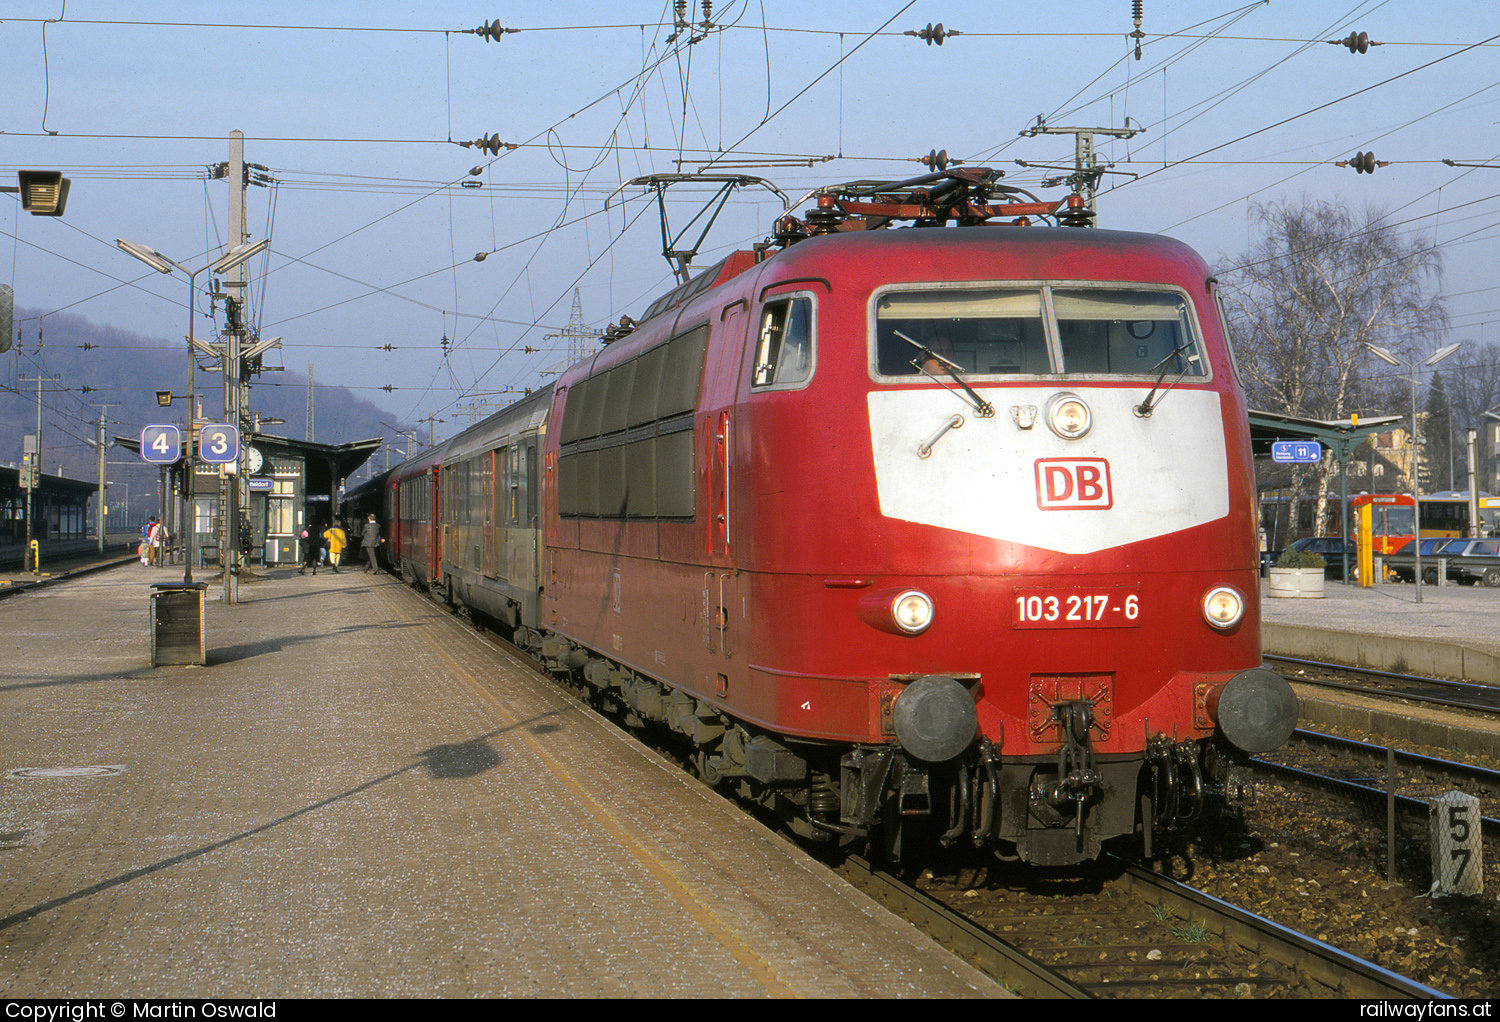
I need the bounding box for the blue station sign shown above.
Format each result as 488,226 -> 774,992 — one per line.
198,424 -> 240,465
140,424 -> 182,465
1271,440 -> 1323,464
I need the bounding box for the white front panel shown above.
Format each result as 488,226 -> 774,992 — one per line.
867,387 -> 1229,555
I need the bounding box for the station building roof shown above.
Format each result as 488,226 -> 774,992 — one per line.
1249,410 -> 1403,458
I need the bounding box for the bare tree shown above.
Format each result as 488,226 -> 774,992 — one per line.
1439,340 -> 1500,489
1219,198 -> 1448,531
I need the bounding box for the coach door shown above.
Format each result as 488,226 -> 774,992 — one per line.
482,449 -> 496,579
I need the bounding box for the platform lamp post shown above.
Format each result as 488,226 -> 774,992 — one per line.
1364,341 -> 1461,604
153,388 -> 196,583
117,238 -> 271,585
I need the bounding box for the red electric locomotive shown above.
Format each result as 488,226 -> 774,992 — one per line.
390,170 -> 1297,866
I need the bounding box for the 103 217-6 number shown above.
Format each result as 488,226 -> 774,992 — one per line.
1014,589 -> 1141,628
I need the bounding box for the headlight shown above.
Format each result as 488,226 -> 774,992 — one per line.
1046,392 -> 1092,439
1202,585 -> 1245,629
893,590 -> 934,634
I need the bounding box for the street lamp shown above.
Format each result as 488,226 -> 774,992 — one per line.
116,237 -> 271,584
1365,341 -> 1461,603
0,171 -> 71,216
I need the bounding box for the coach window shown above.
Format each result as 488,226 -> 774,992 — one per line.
753,296 -> 814,388
1051,289 -> 1207,378
874,289 -> 1048,377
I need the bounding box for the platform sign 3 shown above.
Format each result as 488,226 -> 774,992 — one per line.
198,424 -> 239,465
140,424 -> 182,465
1270,440 -> 1322,464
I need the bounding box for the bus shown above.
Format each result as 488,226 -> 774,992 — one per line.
1342,492 -> 1500,552
1421,491 -> 1500,538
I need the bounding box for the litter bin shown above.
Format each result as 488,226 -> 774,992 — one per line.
150,582 -> 207,666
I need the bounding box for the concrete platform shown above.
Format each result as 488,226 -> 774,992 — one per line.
1261,577 -> 1500,684
0,565 -> 1006,998
1262,578 -> 1500,761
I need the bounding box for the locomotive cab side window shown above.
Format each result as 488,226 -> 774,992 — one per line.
753,296 -> 814,388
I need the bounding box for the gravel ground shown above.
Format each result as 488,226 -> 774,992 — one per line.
1166,742 -> 1500,998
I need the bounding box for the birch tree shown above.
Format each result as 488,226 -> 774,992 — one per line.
1219,198 -> 1448,531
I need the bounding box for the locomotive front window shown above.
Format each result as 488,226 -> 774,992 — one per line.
875,289 -> 1047,376
1051,290 -> 1205,378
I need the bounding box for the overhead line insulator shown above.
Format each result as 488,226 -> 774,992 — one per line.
917,149 -> 962,171
460,134 -> 517,156
466,20 -> 516,43
905,23 -> 960,46
1329,31 -> 1381,54
1337,151 -> 1388,174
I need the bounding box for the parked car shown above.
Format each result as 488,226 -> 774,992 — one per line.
1380,538 -> 1500,585
1433,538 -> 1500,586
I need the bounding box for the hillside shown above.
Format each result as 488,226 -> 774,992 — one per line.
1,309 -> 416,525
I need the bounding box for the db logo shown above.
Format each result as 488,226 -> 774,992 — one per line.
1035,458 -> 1113,510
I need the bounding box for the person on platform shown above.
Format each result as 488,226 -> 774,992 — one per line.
148,518 -> 167,567
323,521 -> 348,573
361,514 -> 383,574
299,523 -> 319,575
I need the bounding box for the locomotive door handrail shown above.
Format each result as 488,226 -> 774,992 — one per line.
703,570 -> 732,657
720,571 -> 732,658
704,572 -> 714,652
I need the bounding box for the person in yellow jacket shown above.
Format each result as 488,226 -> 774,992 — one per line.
322,521 -> 348,573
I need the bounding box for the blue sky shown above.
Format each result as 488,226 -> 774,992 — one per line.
2,1 -> 1497,435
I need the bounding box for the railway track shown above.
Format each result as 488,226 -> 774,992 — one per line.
1266,653 -> 1500,714
437,596 -> 1455,998
1259,729 -> 1500,832
840,854 -> 1449,999
0,554 -> 138,598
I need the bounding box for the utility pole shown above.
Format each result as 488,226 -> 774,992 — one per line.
306,363 -> 314,440
94,404 -> 115,552
215,131 -> 247,603
1018,116 -> 1144,221
211,132 -> 281,600
19,374 -> 59,563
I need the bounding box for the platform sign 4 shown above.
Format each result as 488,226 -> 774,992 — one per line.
198,424 -> 239,465
1271,440 -> 1323,464
140,424 -> 182,465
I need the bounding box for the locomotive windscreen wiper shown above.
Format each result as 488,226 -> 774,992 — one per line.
1133,342 -> 1199,418
894,330 -> 995,418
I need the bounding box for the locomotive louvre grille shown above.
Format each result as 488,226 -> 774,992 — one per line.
558,325 -> 707,520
